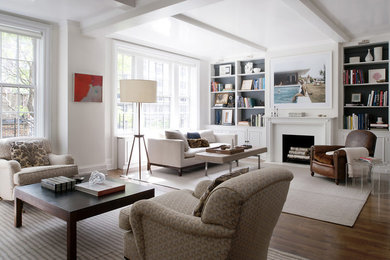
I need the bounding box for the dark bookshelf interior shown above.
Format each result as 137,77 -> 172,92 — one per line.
343,42 -> 389,130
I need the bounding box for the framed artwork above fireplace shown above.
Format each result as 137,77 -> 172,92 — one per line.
270,51 -> 332,108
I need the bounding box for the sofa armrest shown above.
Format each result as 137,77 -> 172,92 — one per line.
130,200 -> 234,259
48,153 -> 74,165
147,138 -> 185,167
0,159 -> 21,200
214,133 -> 237,146
193,180 -> 213,199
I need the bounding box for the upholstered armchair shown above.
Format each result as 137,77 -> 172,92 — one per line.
119,167 -> 293,260
310,130 -> 377,185
0,137 -> 78,200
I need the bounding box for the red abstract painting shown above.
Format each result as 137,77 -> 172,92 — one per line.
74,73 -> 103,102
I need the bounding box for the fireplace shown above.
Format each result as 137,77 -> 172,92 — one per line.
282,134 -> 314,165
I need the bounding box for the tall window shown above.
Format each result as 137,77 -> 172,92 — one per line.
0,31 -> 36,138
115,43 -> 199,135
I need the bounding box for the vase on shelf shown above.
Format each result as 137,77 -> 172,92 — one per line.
374,47 -> 383,61
365,49 -> 373,62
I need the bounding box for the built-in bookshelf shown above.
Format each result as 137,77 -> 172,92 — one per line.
343,42 -> 389,130
210,58 -> 266,127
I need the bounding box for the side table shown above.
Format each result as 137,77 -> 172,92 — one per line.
371,163 -> 390,195
345,160 -> 372,190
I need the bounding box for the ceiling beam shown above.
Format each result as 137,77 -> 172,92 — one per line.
82,0 -> 223,37
282,0 -> 350,42
173,14 -> 267,52
115,0 -> 136,8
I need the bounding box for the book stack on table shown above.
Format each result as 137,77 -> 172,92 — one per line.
41,176 -> 76,192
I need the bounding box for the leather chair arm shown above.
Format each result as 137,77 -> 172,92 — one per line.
333,149 -> 347,180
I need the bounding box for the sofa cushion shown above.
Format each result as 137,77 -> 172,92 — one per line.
165,130 -> 189,151
187,132 -> 201,139
187,138 -> 209,148
314,152 -> 333,165
193,167 -> 249,217
10,141 -> 50,168
13,164 -> 78,185
199,129 -> 216,143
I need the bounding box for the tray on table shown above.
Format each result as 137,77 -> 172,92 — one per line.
205,146 -> 245,154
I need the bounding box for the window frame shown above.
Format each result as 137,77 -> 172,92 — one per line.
113,41 -> 200,136
0,13 -> 51,139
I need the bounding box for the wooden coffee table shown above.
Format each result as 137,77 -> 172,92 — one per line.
195,147 -> 267,176
14,180 -> 154,260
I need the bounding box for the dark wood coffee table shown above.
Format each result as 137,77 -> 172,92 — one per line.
14,180 -> 154,260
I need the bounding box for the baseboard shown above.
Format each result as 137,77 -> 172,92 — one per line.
78,164 -> 108,175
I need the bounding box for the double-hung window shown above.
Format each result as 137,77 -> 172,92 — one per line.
114,42 -> 199,136
0,15 -> 49,138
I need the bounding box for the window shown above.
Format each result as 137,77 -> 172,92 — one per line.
0,15 -> 49,138
114,42 -> 199,135
0,32 -> 36,138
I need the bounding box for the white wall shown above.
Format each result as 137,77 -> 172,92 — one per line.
199,60 -> 210,128
52,21 -> 109,173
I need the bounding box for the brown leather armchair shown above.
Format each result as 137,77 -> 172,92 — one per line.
310,130 -> 377,185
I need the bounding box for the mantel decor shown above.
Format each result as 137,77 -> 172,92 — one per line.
270,52 -> 332,108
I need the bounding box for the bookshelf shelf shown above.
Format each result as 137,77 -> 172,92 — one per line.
210,58 -> 266,127
343,42 -> 389,130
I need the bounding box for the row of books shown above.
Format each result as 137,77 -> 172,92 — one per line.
237,96 -> 256,108
366,90 -> 388,106
344,113 -> 389,130
253,78 -> 265,90
343,69 -> 365,84
251,113 -> 265,127
210,81 -> 226,92
41,176 -> 76,192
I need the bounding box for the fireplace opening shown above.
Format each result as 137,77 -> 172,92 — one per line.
282,134 -> 314,165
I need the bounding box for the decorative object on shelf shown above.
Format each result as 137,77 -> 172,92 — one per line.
215,93 -> 229,105
222,109 -> 233,125
271,52 -> 331,108
227,94 -> 235,107
349,57 -> 360,63
253,68 -> 261,73
376,117 -> 383,124
351,93 -> 362,103
219,64 -> 232,75
120,79 -> 157,180
89,171 -> 106,184
358,39 -> 370,45
365,49 -> 373,62
288,112 -> 305,117
74,73 -> 103,102
225,83 -> 233,90
368,69 -> 386,83
374,47 -> 383,61
241,79 -> 253,90
244,62 -> 253,74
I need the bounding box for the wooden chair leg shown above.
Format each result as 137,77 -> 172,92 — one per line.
311,172 -> 314,176
335,179 -> 339,185
178,169 -> 182,176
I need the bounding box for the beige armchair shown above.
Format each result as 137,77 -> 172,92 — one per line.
119,167 -> 293,260
0,137 -> 78,200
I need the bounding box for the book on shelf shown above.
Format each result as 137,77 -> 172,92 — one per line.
210,81 -> 225,92
75,180 -> 125,196
359,157 -> 382,163
370,123 -> 389,128
345,103 -> 363,107
249,113 -> 265,127
344,113 -> 370,130
366,90 -> 387,106
238,121 -> 249,126
343,69 -> 365,84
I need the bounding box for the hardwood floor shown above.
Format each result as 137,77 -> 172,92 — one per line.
108,168 -> 390,260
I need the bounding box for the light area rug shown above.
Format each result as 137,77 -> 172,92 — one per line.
131,160 -> 370,227
0,201 -> 307,260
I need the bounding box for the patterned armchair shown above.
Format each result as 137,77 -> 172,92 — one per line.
0,137 -> 78,200
119,167 -> 293,260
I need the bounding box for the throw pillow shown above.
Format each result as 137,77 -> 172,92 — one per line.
10,141 -> 50,168
187,132 -> 201,139
187,138 -> 209,148
199,129 -> 216,143
165,130 -> 190,151
193,167 -> 250,217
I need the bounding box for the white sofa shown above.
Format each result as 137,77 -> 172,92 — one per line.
0,137 -> 78,200
148,130 -> 237,176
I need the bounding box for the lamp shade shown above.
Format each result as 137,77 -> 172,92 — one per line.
120,79 -> 157,103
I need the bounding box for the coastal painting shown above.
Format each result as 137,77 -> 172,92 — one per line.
271,52 -> 332,108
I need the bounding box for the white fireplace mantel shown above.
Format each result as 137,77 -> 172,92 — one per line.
266,117 -> 336,162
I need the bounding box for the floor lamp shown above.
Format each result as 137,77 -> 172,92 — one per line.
120,79 -> 157,180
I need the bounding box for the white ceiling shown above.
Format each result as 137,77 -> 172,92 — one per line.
0,0 -> 389,60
